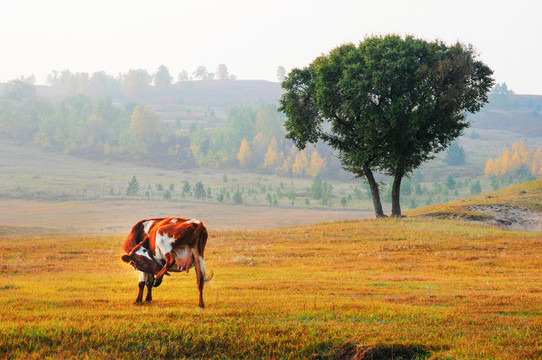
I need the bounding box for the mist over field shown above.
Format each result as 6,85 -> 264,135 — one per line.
1,69 -> 542,232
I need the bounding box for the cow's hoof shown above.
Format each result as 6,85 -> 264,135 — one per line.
154,276 -> 163,287
145,299 -> 152,303
198,303 -> 205,309
134,301 -> 143,306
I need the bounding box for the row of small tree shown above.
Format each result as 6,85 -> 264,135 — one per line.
485,140 -> 542,177
43,65 -> 237,100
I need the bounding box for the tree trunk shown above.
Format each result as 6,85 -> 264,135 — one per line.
362,163 -> 386,218
391,175 -> 402,218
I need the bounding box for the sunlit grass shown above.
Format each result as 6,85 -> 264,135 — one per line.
1,212 -> 541,359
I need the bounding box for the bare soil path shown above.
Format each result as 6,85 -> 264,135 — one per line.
466,204 -> 542,231
0,199 -> 371,234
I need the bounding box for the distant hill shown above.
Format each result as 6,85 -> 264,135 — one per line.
32,80 -> 282,107
469,94 -> 542,136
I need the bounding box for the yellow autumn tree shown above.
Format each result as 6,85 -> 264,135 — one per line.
237,139 -> 251,167
510,150 -> 522,172
498,147 -> 512,175
292,151 -> 308,176
512,140 -> 533,164
532,148 -> 542,175
277,154 -> 292,175
484,158 -> 496,176
263,137 -> 279,170
485,140 -> 542,177
306,150 -> 327,177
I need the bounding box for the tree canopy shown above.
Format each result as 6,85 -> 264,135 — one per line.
279,34 -> 494,217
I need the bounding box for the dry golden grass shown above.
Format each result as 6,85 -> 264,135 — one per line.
1,210 -> 541,359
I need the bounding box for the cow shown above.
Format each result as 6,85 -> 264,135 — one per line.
121,217 -> 212,308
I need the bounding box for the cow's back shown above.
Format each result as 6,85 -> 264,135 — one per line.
122,219 -> 148,254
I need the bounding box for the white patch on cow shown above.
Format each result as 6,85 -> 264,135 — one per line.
143,220 -> 154,235
199,256 -> 206,275
187,219 -> 201,224
155,230 -> 176,260
170,219 -> 178,223
138,271 -> 151,282
134,246 -> 153,261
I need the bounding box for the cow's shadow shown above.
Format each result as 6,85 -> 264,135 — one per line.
336,343 -> 442,360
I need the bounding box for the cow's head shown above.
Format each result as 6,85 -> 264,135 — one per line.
121,246 -> 162,275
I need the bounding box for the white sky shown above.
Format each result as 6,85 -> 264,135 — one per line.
1,0 -> 541,94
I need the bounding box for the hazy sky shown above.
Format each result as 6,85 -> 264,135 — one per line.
1,0 -> 541,94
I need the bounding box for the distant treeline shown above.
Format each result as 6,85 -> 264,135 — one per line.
1,67 -> 281,106
0,95 -> 337,176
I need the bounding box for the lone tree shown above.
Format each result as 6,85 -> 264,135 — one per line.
279,35 -> 493,217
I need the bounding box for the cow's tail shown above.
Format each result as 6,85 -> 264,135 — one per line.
196,222 -> 213,283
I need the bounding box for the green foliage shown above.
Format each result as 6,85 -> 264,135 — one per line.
309,173 -> 323,199
0,94 -> 182,161
445,142 -> 466,166
233,190 -> 243,204
194,181 -> 206,200
279,34 -> 493,216
431,169 -> 440,182
153,65 -> 172,91
162,189 -> 171,199
3,78 -> 36,101
490,175 -> 500,191
287,189 -> 296,201
488,82 -> 514,109
353,186 -> 363,200
445,175 -> 456,190
401,178 -> 412,196
182,181 -> 191,196
470,180 -> 482,195
126,176 -> 139,196
187,104 -> 287,170
321,182 -> 333,206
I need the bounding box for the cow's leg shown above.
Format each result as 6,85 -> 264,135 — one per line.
192,254 -> 205,308
135,271 -> 147,305
154,253 -> 175,287
144,274 -> 154,303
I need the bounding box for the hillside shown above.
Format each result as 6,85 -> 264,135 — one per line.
406,179 -> 542,231
469,94 -> 542,136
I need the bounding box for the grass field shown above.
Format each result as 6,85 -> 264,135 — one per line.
1,197 -> 541,358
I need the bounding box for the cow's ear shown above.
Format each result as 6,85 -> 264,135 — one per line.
121,254 -> 133,264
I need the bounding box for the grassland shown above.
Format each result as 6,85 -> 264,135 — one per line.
1,199 -> 541,359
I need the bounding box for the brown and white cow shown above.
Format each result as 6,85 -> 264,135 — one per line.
121,217 -> 212,308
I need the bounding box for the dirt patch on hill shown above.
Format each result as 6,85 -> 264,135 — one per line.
466,204 -> 542,231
